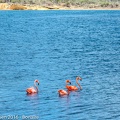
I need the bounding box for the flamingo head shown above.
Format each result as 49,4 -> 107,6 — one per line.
35,79 -> 40,85
76,76 -> 82,81
66,80 -> 71,84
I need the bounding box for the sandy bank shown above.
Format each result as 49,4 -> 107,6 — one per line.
0,3 -> 120,10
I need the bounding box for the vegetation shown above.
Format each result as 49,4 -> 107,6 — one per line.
0,0 -> 120,9
0,0 -> 120,4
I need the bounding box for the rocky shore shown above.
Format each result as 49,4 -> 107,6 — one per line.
0,3 -> 120,10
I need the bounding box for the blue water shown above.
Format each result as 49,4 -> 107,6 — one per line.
0,10 -> 120,120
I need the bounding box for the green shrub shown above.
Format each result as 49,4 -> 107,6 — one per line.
0,0 -> 5,3
100,2 -> 109,7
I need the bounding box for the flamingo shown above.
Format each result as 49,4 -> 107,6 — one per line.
26,79 -> 40,94
66,76 -> 82,91
58,89 -> 70,96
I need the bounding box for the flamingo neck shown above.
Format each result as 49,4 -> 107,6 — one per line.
34,81 -> 38,92
76,79 -> 82,90
66,82 -> 69,87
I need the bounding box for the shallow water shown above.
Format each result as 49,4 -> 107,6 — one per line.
0,10 -> 120,120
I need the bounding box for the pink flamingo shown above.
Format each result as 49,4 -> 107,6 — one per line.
26,79 -> 40,94
58,80 -> 71,96
66,76 -> 82,91
58,89 -> 70,96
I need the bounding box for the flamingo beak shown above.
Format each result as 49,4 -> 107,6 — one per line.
69,82 -> 71,84
38,82 -> 40,85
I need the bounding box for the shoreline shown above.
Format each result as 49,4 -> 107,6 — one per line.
0,3 -> 120,10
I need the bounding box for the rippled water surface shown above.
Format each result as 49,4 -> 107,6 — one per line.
0,10 -> 120,120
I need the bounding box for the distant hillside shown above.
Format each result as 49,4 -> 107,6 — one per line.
0,0 -> 120,10
0,0 -> 120,6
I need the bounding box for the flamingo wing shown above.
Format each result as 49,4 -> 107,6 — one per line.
66,85 -> 78,91
58,90 -> 68,96
26,87 -> 37,94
